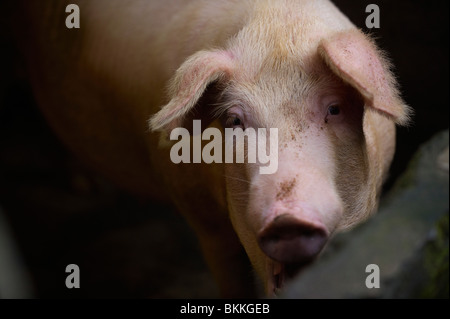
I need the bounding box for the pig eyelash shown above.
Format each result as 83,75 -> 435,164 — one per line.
211,98 -> 247,129
224,174 -> 252,185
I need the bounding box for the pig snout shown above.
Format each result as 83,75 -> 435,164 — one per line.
257,214 -> 328,265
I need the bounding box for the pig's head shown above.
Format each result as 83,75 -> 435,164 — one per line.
150,22 -> 411,295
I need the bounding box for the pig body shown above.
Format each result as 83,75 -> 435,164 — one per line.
14,0 -> 410,297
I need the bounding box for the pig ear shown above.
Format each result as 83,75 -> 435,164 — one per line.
318,30 -> 412,126
149,50 -> 234,133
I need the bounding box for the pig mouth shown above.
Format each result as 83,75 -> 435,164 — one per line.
270,260 -> 311,296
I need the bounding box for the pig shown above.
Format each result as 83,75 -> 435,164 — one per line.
13,0 -> 411,297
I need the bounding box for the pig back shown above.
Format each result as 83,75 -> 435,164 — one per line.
12,0 -> 249,197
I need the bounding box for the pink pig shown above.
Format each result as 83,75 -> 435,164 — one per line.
15,0 -> 411,297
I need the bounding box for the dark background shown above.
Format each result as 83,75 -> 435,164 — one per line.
0,1 -> 448,298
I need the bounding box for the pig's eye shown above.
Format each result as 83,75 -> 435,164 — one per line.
226,115 -> 245,129
324,104 -> 341,124
328,104 -> 341,116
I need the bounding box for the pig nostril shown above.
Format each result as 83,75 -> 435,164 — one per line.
258,214 -> 328,264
